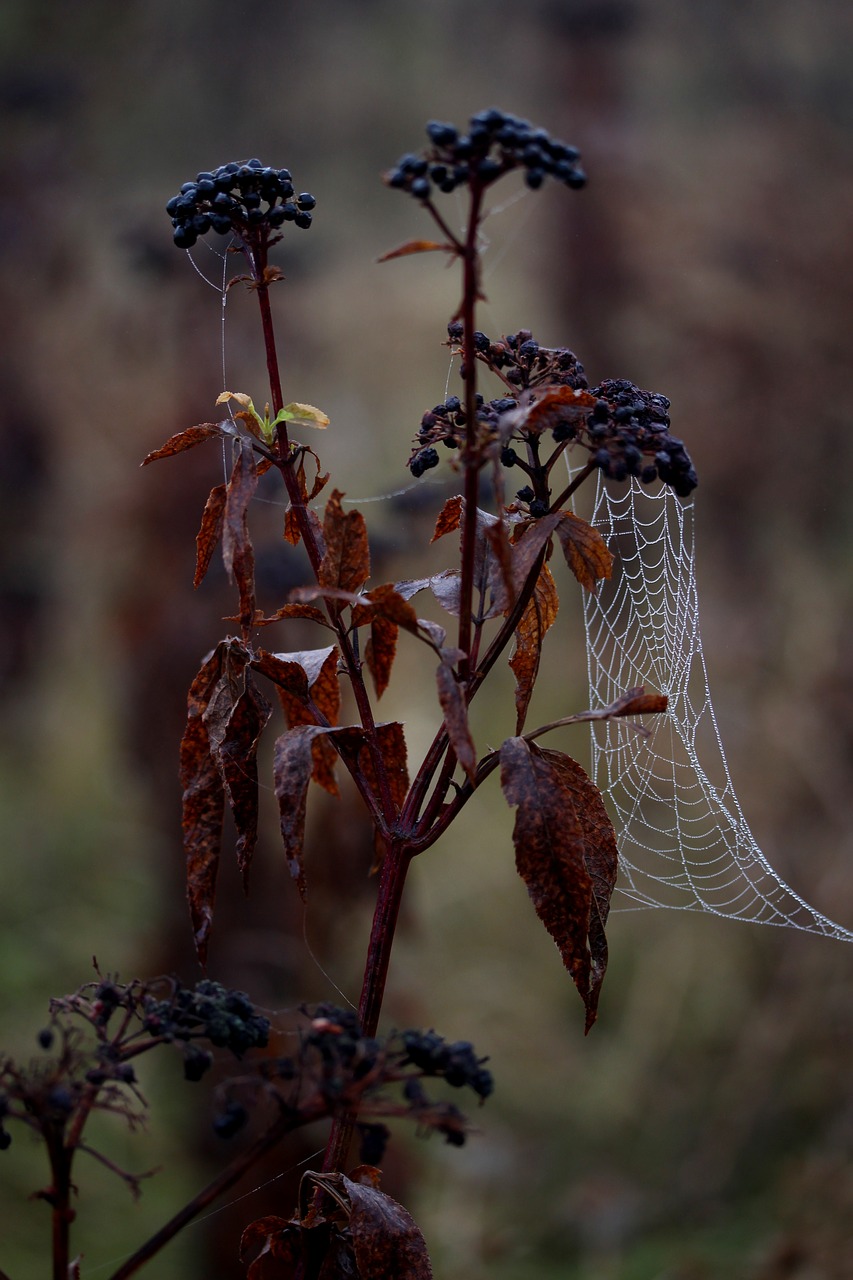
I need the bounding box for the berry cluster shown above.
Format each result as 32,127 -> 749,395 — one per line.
166,160 -> 316,249
142,979 -> 270,1060
409,325 -> 697,499
401,1029 -> 494,1101
582,378 -> 698,496
463,324 -> 588,393
387,108 -> 586,201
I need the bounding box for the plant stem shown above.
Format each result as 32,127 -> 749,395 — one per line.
106,1103 -> 326,1280
456,183 -> 485,681
47,1137 -> 73,1280
320,840 -> 412,1174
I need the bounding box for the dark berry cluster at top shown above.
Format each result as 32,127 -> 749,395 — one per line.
166,160 -> 316,249
387,107 -> 586,201
409,325 -> 697,499
142,978 -> 270,1069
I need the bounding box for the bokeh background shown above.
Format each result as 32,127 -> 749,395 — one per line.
2,2 -> 853,1276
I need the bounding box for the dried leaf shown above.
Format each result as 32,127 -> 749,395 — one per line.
223,439 -> 259,624
216,675 -> 272,890
179,646 -> 226,966
499,739 -> 618,1031
141,422 -> 221,465
272,647 -> 341,796
608,688 -> 669,717
430,495 -> 463,542
428,569 -> 462,616
253,602 -> 332,628
509,512 -> 562,591
343,1175 -> 433,1279
554,512 -> 613,593
378,238 -> 456,263
318,489 -> 370,603
484,519 -> 516,615
436,662 -> 477,783
509,560 -> 559,733
194,483 -> 227,588
365,615 -> 398,698
365,583 -> 421,631
202,643 -> 271,892
511,385 -> 600,436
250,650 -> 310,698
274,725 -> 332,899
241,1216 -> 300,1279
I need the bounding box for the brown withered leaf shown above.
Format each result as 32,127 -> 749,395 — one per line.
436,662 -> 477,784
272,647 -> 341,796
509,560 -> 559,733
429,569 -> 462,616
252,602 -> 332,628
499,739 -> 618,1031
179,645 -> 226,965
283,505 -> 301,547
509,513 -> 562,590
240,1216 -> 300,1279
372,722 -> 409,816
273,725 -> 332,899
430,495 -> 463,542
318,489 -> 370,603
250,650 -> 310,700
223,439 -> 259,624
365,583 -> 421,631
141,422 -> 222,465
607,688 -> 669,717
484,520 -> 516,616
216,675 -> 272,890
430,497 -> 510,620
512,385 -> 600,436
194,483 -> 227,588
554,512 -> 613,593
329,722 -> 409,823
365,615 -> 398,698
202,643 -> 272,893
378,238 -> 456,264
343,1175 -> 433,1279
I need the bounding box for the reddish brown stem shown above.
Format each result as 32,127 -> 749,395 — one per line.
455,182 -> 486,681
320,840 -> 412,1174
106,1103 -> 326,1280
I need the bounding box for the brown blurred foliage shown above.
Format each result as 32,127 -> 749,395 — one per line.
1,1 -> 852,1276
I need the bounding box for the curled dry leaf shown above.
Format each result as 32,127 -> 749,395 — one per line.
318,489 -> 370,606
273,725 -> 333,900
499,739 -> 618,1031
194,483 -> 227,588
509,560 -> 559,733
343,1174 -> 433,1279
202,642 -> 272,893
436,662 -> 477,784
554,511 -> 613,593
179,648 -> 226,968
222,438 -> 259,625
263,646 -> 342,796
430,495 -> 463,543
377,237 -> 456,263
140,422 -> 222,465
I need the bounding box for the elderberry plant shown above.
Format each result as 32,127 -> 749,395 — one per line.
1,109 -> 696,1278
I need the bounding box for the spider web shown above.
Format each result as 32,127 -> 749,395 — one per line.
576,474 -> 853,940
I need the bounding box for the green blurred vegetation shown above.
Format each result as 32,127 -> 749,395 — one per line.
1,1 -> 852,1276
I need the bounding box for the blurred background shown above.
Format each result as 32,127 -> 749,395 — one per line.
2,1 -> 852,1276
